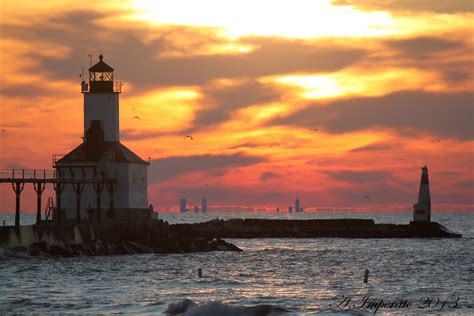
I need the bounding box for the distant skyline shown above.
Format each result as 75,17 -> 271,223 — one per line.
0,0 -> 473,213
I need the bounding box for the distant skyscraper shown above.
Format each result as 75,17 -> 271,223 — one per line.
276,207 -> 280,212
194,206 -> 199,213
179,198 -> 188,213
288,206 -> 293,213
201,198 -> 207,213
295,198 -> 301,213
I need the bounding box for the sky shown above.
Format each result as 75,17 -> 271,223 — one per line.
0,0 -> 473,213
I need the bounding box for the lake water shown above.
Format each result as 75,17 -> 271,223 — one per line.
0,211 -> 472,315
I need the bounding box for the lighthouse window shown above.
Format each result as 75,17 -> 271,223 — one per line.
90,72 -> 113,81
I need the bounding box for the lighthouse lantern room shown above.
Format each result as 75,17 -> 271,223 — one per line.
55,55 -> 149,223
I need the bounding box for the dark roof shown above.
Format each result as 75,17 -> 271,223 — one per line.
57,141 -> 147,164
89,54 -> 114,72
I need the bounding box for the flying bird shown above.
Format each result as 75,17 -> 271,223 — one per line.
132,116 -> 140,120
184,135 -> 194,140
1,129 -> 5,132
314,128 -> 319,131
363,196 -> 370,201
435,138 -> 441,142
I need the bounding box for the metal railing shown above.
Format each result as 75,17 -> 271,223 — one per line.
52,154 -> 65,168
0,169 -> 56,180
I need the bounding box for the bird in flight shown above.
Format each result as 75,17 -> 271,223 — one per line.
1,129 -> 5,132
435,138 -> 441,142
184,135 -> 194,140
132,116 -> 140,120
314,128 -> 319,131
363,196 -> 370,201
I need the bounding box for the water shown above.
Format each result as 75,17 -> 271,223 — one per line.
0,211 -> 472,315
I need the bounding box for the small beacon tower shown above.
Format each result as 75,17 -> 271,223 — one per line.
413,166 -> 431,222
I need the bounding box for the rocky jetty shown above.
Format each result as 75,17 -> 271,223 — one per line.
0,220 -> 241,257
171,218 -> 462,238
0,218 -> 461,257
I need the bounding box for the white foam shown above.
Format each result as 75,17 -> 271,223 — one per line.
74,226 -> 84,244
164,299 -> 288,316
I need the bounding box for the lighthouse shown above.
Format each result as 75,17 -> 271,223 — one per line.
413,166 -> 431,222
54,55 -> 149,222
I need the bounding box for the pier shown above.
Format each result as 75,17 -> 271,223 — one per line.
0,168 -> 117,230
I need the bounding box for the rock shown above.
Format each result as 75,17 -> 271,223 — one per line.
215,238 -> 242,251
48,245 -> 74,257
9,246 -> 27,253
30,241 -> 47,252
125,241 -> 152,253
111,243 -> 129,255
121,242 -> 135,254
69,244 -> 84,256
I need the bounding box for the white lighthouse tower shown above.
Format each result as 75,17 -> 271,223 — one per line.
413,166 -> 431,222
83,54 -> 120,142
54,55 -> 149,222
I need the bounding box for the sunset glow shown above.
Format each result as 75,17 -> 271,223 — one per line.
0,0 -> 473,213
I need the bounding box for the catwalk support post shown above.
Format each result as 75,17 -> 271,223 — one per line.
11,181 -> 25,231
33,182 -> 46,224
93,180 -> 105,224
73,182 -> 85,224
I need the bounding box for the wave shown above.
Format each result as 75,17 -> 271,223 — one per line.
0,247 -> 32,260
163,299 -> 379,316
164,299 -> 291,316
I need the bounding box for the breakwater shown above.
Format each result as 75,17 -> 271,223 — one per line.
0,218 -> 461,257
172,218 -> 462,238
0,220 -> 241,257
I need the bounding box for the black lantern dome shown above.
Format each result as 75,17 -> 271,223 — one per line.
88,55 -> 116,93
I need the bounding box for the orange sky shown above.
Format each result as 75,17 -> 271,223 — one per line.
0,0 -> 473,212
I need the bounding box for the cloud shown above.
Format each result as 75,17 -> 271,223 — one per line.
121,129 -> 172,141
260,171 -> 280,181
193,79 -> 283,127
271,91 -> 474,139
326,170 -> 391,183
331,0 -> 474,13
1,9 -> 367,92
155,182 -> 285,206
385,36 -> 464,57
149,153 -> 264,182
350,143 -> 395,152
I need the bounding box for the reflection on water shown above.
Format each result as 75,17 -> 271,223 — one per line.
0,212 -> 472,314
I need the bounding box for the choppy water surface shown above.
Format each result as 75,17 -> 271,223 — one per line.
0,211 -> 472,315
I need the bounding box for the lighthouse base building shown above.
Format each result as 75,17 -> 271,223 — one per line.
54,55 -> 151,223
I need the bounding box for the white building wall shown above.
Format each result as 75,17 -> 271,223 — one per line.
84,93 -> 119,141
58,166 -> 111,220
127,163 -> 148,208
57,162 -> 147,219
